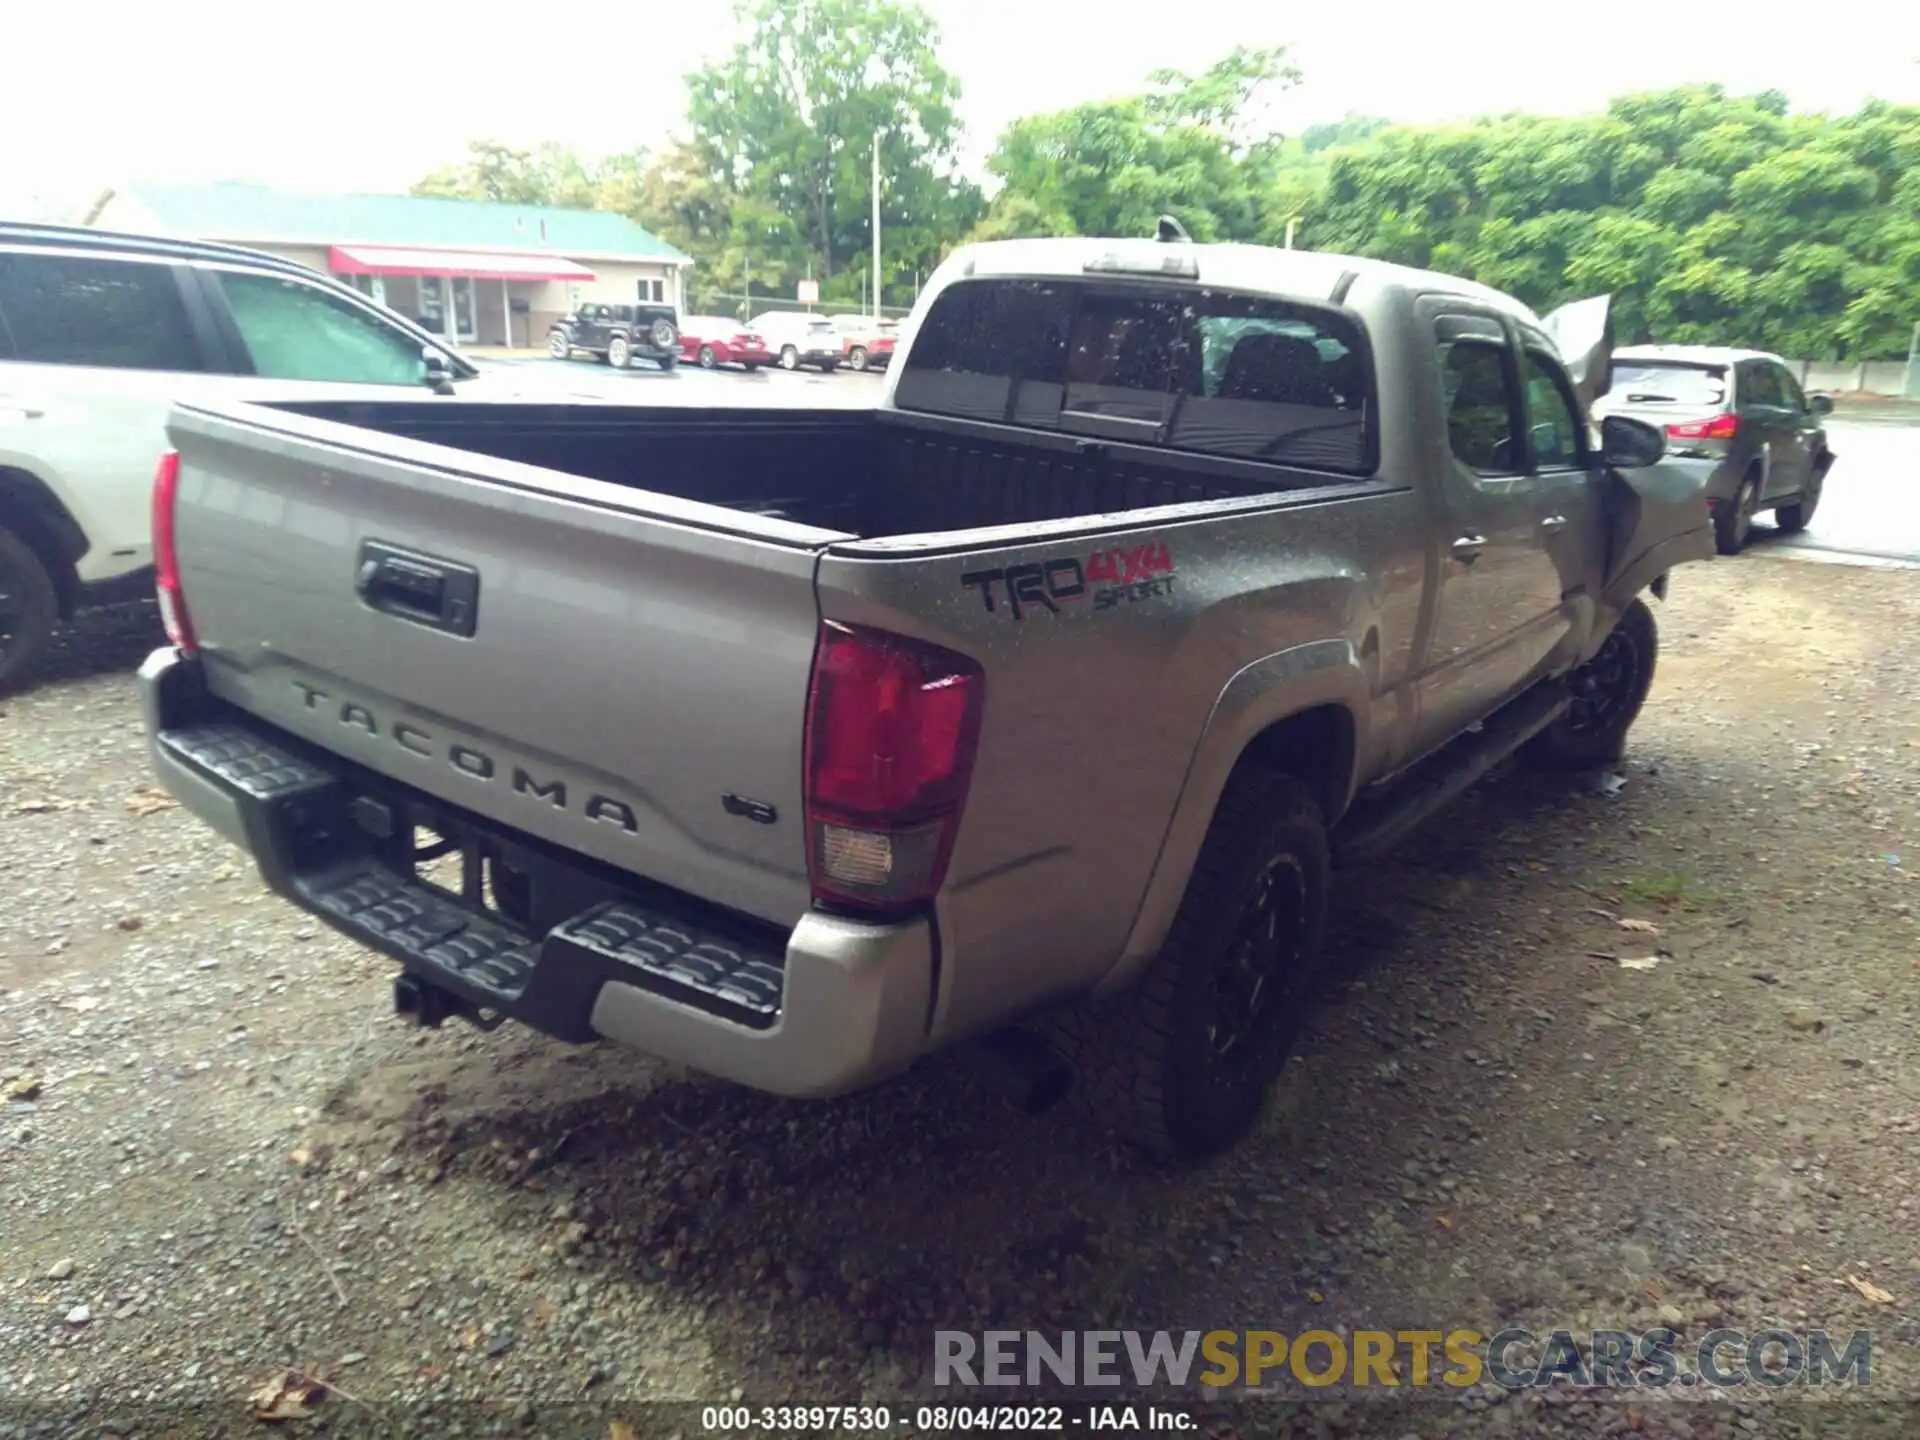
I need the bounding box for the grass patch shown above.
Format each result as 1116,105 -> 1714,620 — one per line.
1619,871 -> 1691,906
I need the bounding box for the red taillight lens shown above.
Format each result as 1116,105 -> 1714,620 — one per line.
803,621 -> 985,916
151,449 -> 196,653
1666,412 -> 1738,441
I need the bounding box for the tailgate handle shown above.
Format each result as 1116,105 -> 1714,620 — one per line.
355,542 -> 480,638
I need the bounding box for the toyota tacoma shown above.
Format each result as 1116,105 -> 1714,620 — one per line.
140,234 -> 1712,1160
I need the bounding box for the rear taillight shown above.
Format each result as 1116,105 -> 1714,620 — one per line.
803,622 -> 985,917
1666,412 -> 1738,441
151,449 -> 196,654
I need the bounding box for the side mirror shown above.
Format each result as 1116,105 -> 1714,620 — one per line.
421,348 -> 457,397
1809,393 -> 1834,416
1600,414 -> 1666,470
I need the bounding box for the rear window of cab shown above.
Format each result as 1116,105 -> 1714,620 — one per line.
895,277 -> 1375,475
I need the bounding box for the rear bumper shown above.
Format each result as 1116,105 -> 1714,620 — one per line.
138,647 -> 932,1098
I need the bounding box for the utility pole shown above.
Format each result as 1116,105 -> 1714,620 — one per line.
1284,217 -> 1298,250
872,128 -> 883,321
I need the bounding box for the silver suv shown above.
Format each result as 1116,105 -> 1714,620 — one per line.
1594,345 -> 1835,554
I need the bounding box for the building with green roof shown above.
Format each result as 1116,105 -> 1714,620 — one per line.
94,181 -> 692,349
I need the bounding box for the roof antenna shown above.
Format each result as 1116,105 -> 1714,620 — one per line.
1155,215 -> 1190,244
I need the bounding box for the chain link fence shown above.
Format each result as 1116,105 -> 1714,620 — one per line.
1789,357 -> 1915,398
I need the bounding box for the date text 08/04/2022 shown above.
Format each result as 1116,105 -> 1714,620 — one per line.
699,1404 -> 1194,1431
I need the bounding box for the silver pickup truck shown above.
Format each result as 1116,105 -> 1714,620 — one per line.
140,236 -> 1712,1161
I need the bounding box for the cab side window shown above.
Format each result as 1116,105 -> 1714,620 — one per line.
1742,362 -> 1782,408
1776,365 -> 1809,414
0,253 -> 205,372
213,271 -> 427,386
1521,350 -> 1586,469
1440,341 -> 1519,476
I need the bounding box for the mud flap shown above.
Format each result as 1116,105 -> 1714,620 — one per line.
1599,458 -> 1717,614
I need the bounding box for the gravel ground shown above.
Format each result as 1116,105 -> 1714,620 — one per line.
4,557 -> 1920,1440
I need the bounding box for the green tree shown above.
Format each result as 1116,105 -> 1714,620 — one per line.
412,141 -> 599,208
1301,114 -> 1392,154
1298,89 -> 1920,358
683,0 -> 981,294
976,45 -> 1301,243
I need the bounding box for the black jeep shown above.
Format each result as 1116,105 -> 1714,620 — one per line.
548,303 -> 680,370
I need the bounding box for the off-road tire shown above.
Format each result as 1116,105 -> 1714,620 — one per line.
1523,597 -> 1658,770
547,329 -> 571,360
1774,456 -> 1827,534
607,335 -> 631,369
1715,470 -> 1760,554
1054,774 -> 1329,1163
656,352 -> 677,371
0,524 -> 59,696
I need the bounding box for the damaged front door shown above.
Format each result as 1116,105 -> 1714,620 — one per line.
1539,293 -> 1615,412
1538,293 -> 1715,617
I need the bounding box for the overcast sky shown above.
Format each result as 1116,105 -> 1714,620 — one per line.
4,1 -> 1917,220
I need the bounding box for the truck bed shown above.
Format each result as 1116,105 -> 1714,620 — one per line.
271,396 -> 1347,541
161,390 -> 1389,942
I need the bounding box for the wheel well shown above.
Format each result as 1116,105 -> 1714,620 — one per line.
0,467 -> 86,619
1233,703 -> 1357,825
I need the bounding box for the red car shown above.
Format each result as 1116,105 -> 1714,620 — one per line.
678,317 -> 772,371
830,315 -> 898,371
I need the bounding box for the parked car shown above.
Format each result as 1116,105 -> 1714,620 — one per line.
141,232 -> 1712,1161
0,222 -> 590,693
547,302 -> 680,371
1593,345 -> 1834,554
678,317 -> 771,371
748,311 -> 842,371
828,314 -> 897,371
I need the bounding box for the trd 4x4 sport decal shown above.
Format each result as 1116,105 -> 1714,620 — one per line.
962,542 -> 1176,621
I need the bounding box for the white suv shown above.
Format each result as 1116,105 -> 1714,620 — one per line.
0,224 -> 583,691
747,311 -> 843,372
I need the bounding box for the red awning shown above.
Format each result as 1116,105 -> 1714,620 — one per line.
328,245 -> 595,281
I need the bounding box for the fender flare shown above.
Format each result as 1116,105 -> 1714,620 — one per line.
0,466 -> 89,618
1094,637 -> 1373,996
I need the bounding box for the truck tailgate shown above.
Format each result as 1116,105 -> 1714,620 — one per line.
164,401 -> 826,927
